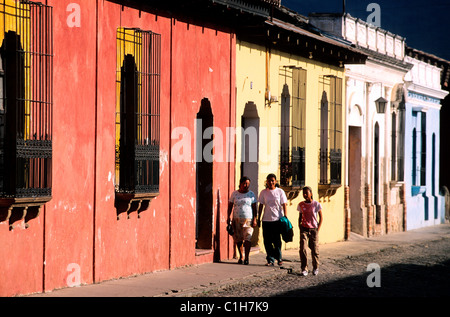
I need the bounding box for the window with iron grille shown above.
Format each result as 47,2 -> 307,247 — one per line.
397,104 -> 405,181
391,112 -> 397,180
420,111 -> 426,186
319,75 -> 342,185
412,125 -> 417,185
411,111 -> 427,187
115,28 -> 160,199
391,92 -> 405,182
0,1 -> 53,204
279,66 -> 306,188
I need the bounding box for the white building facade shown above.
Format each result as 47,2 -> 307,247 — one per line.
403,47 -> 448,230
309,13 -> 412,236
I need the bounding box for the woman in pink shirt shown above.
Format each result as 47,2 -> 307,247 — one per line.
297,186 -> 323,276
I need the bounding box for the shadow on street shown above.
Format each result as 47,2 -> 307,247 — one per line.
275,259 -> 450,297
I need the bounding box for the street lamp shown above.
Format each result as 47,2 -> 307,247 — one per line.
375,97 -> 388,114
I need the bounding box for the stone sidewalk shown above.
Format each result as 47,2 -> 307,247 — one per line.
27,223 -> 450,297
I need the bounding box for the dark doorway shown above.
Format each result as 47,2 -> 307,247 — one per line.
241,102 -> 260,248
240,102 -> 259,196
374,122 -> 380,224
196,98 -> 213,250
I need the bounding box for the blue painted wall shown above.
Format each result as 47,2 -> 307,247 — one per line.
404,99 -> 444,230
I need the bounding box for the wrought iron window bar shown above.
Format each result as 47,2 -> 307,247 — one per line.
115,28 -> 161,218
279,67 -> 306,199
0,1 -> 53,228
318,75 -> 342,199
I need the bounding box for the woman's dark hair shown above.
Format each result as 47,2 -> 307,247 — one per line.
239,176 -> 251,185
265,174 -> 278,188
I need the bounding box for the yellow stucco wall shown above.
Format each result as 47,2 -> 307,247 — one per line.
235,40 -> 347,251
115,27 -> 144,184
1,0 -> 31,139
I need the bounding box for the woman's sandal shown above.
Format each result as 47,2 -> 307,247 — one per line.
244,259 -> 249,265
238,259 -> 243,264
265,262 -> 274,266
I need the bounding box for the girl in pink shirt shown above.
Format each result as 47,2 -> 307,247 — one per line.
297,186 -> 323,276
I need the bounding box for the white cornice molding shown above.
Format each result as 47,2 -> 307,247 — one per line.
345,61 -> 405,86
405,82 -> 449,100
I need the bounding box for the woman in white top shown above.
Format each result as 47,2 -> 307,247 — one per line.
257,174 -> 288,266
227,176 -> 257,265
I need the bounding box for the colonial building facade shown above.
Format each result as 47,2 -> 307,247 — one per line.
0,0 -> 270,297
234,7 -> 366,247
403,47 -> 448,229
309,13 -> 413,237
1,0 -> 448,297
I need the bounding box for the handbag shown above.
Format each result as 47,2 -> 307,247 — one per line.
280,216 -> 294,242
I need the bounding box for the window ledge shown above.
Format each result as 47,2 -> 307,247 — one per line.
411,186 -> 426,196
0,196 -> 51,230
390,180 -> 404,188
280,185 -> 302,201
318,184 -> 341,199
115,192 -> 159,219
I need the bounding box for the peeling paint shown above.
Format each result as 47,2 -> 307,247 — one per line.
69,204 -> 77,213
160,150 -> 169,176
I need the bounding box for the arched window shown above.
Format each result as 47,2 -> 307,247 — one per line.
412,127 -> 417,185
420,112 -> 426,186
391,112 -> 397,180
0,1 -> 53,208
279,67 -> 306,189
116,29 -> 160,193
0,52 -> 4,192
432,133 -> 436,195
115,28 -> 161,214
374,122 -> 380,224
320,91 -> 328,184
432,133 -> 437,219
280,83 -> 290,186
319,75 -> 342,186
291,68 -> 306,188
391,86 -> 406,182
397,102 -> 405,181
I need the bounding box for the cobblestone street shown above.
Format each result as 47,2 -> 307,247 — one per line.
198,235 -> 450,297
